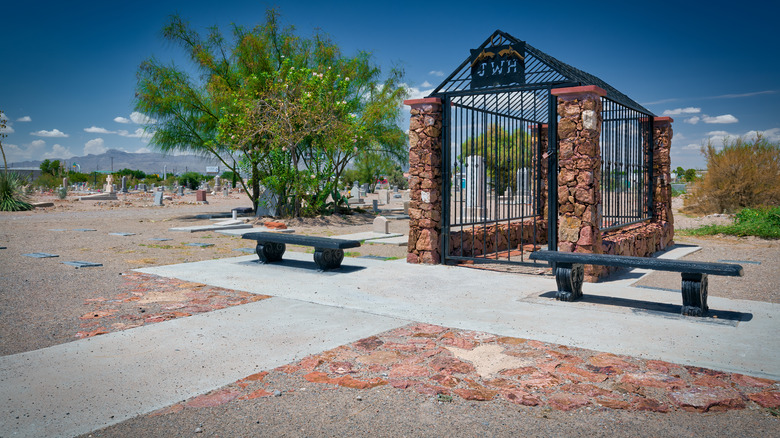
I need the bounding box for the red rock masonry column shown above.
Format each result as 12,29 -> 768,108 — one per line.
551,86 -> 606,281
652,117 -> 675,246
404,98 -> 443,264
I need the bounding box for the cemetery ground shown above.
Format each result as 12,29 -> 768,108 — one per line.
1,192 -> 779,437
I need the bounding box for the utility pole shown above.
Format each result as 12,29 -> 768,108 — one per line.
111,157 -> 114,172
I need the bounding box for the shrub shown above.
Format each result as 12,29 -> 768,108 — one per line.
0,172 -> 33,211
177,172 -> 205,190
682,206 -> 780,239
683,135 -> 780,214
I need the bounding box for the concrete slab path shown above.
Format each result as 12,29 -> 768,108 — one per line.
0,298 -> 408,438
139,252 -> 780,381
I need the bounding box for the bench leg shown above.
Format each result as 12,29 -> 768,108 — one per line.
681,272 -> 709,316
313,248 -> 344,271
256,242 -> 286,263
554,262 -> 584,301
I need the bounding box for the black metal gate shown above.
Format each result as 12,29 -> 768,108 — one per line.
441,90 -> 551,265
429,30 -> 656,266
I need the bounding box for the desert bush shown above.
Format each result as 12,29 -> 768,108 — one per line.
683,135 -> 780,214
0,172 -> 33,211
177,172 -> 206,190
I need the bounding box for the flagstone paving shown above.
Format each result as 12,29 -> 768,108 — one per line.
63,274 -> 780,422
147,321 -> 780,417
74,272 -> 270,339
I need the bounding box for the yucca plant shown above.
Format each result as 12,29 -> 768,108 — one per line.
0,171 -> 33,211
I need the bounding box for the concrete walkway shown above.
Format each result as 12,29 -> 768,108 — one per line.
2,251 -> 778,437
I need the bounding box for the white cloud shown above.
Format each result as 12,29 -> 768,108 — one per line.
129,111 -> 156,125
684,116 -> 700,124
421,80 -> 433,88
682,143 -> 701,150
0,123 -> 14,134
744,128 -> 780,142
114,116 -> 132,124
429,70 -> 444,77
84,138 -> 107,155
117,128 -> 144,138
43,144 -> 75,159
403,83 -> 435,101
16,116 -> 32,122
31,128 -> 68,138
2,143 -> 26,162
702,114 -> 738,124
662,107 -> 700,116
134,147 -> 151,154
84,126 -> 115,134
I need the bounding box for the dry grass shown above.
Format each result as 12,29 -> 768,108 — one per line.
683,135 -> 780,214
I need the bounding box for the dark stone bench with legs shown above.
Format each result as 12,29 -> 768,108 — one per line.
528,250 -> 744,316
242,232 -> 360,271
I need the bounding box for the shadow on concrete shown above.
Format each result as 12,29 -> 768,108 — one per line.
538,291 -> 752,325
237,259 -> 366,274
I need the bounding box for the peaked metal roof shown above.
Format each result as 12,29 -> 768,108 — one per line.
429,30 -> 653,116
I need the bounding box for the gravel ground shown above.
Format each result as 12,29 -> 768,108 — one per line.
2,192 -> 779,436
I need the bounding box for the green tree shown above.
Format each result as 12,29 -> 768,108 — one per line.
39,159 -> 61,176
137,10 -> 406,217
460,124 -> 534,194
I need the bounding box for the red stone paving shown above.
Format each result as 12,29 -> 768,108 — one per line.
82,277 -> 776,416
146,322 -> 780,417
74,273 -> 270,338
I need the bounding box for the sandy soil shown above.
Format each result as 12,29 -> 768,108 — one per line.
2,191 -> 778,436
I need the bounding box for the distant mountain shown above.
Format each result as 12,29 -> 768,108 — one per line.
9,149 -> 226,175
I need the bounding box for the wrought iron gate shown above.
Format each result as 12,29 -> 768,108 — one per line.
441,89 -> 551,265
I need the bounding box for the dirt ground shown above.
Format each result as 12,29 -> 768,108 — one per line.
1,192 -> 778,436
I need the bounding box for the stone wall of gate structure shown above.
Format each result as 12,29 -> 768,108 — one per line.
600,117 -> 675,274
405,98 -> 443,264
552,86 -> 606,282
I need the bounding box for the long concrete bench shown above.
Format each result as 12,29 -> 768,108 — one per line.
528,250 -> 743,316
242,232 -> 361,271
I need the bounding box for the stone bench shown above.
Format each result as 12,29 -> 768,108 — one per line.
242,232 -> 361,271
528,250 -> 743,316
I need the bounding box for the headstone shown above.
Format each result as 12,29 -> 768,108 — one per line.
153,190 -> 164,206
403,200 -> 410,215
120,176 -> 128,193
178,186 -> 184,196
393,185 -> 399,193
465,155 -> 486,207
377,189 -> 390,205
223,187 -> 229,197
196,189 -> 207,203
214,176 -> 222,192
362,183 -> 369,194
63,177 -> 69,188
104,174 -> 115,193
516,167 -> 531,197
256,187 -> 277,216
373,216 -> 389,234
372,199 -> 379,213
351,181 -> 359,197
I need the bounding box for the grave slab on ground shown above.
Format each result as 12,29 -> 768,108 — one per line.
330,231 -> 403,241
23,252 -> 59,258
168,223 -> 252,233
364,235 -> 408,246
215,226 -> 295,236
61,261 -> 103,268
109,232 -> 136,236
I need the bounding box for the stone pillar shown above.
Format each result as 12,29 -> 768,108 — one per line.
551,85 -> 606,281
405,97 -> 443,264
652,117 -> 674,247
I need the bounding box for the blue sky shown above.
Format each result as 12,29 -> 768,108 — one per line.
1,0 -> 778,170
